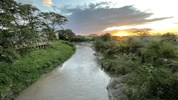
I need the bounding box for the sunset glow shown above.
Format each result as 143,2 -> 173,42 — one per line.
112,32 -> 129,37
17,0 -> 178,35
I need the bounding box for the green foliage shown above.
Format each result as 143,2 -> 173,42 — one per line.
101,54 -> 139,75
72,36 -> 94,42
0,0 -> 40,62
117,38 -> 142,54
130,28 -> 152,40
0,41 -> 75,100
100,33 -> 112,41
93,34 -> 178,100
93,37 -> 142,57
161,33 -> 177,44
140,41 -> 178,63
39,12 -> 67,41
57,29 -> 75,41
124,67 -> 178,100
17,47 -> 34,56
0,0 -> 69,62
93,33 -> 114,53
57,29 -> 93,42
0,49 -> 20,63
93,40 -> 110,53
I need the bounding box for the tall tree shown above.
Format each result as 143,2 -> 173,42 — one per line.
39,12 -> 67,40
0,0 -> 17,29
0,0 -> 20,62
0,0 -> 40,62
13,3 -> 40,45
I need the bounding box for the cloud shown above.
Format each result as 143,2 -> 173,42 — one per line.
63,3 -> 172,34
88,2 -> 111,9
17,0 -> 34,4
104,17 -> 173,32
43,0 -> 53,7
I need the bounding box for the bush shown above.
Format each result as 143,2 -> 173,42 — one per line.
71,36 -> 93,42
117,38 -> 142,54
140,41 -> 178,63
94,37 -> 142,57
93,39 -> 109,53
17,47 -> 34,56
101,54 -> 140,75
124,67 -> 178,100
161,33 -> 177,44
0,49 -> 20,63
100,33 -> 112,41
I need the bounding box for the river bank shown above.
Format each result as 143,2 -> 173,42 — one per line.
93,34 -> 178,100
15,44 -> 110,100
0,41 -> 75,100
95,52 -> 128,100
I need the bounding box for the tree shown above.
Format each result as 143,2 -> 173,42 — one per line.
0,0 -> 20,62
10,3 -> 41,57
130,28 -> 152,39
39,12 -> 67,40
57,29 -> 75,41
0,1 -> 40,47
0,0 -> 68,62
0,0 -> 17,28
0,0 -> 40,62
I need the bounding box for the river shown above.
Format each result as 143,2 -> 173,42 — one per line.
15,44 -> 110,100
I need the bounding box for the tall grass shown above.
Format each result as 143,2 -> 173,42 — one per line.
0,40 -> 75,100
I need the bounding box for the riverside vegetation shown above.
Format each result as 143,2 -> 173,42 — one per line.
0,41 -> 75,100
93,33 -> 178,100
0,0 -> 77,100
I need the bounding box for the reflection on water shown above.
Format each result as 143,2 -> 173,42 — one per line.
16,45 -> 110,100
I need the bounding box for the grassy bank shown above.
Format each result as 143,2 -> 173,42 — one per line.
93,33 -> 178,100
0,40 -> 75,100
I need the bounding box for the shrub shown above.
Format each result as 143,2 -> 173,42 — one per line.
124,67 -> 178,100
0,49 -> 20,63
93,39 -> 109,53
117,38 -> 142,54
100,33 -> 112,41
101,54 -> 140,75
140,41 -> 178,63
161,33 -> 177,44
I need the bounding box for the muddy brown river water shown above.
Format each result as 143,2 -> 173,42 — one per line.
15,45 -> 110,100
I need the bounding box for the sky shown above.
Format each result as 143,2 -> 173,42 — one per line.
17,0 -> 178,35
